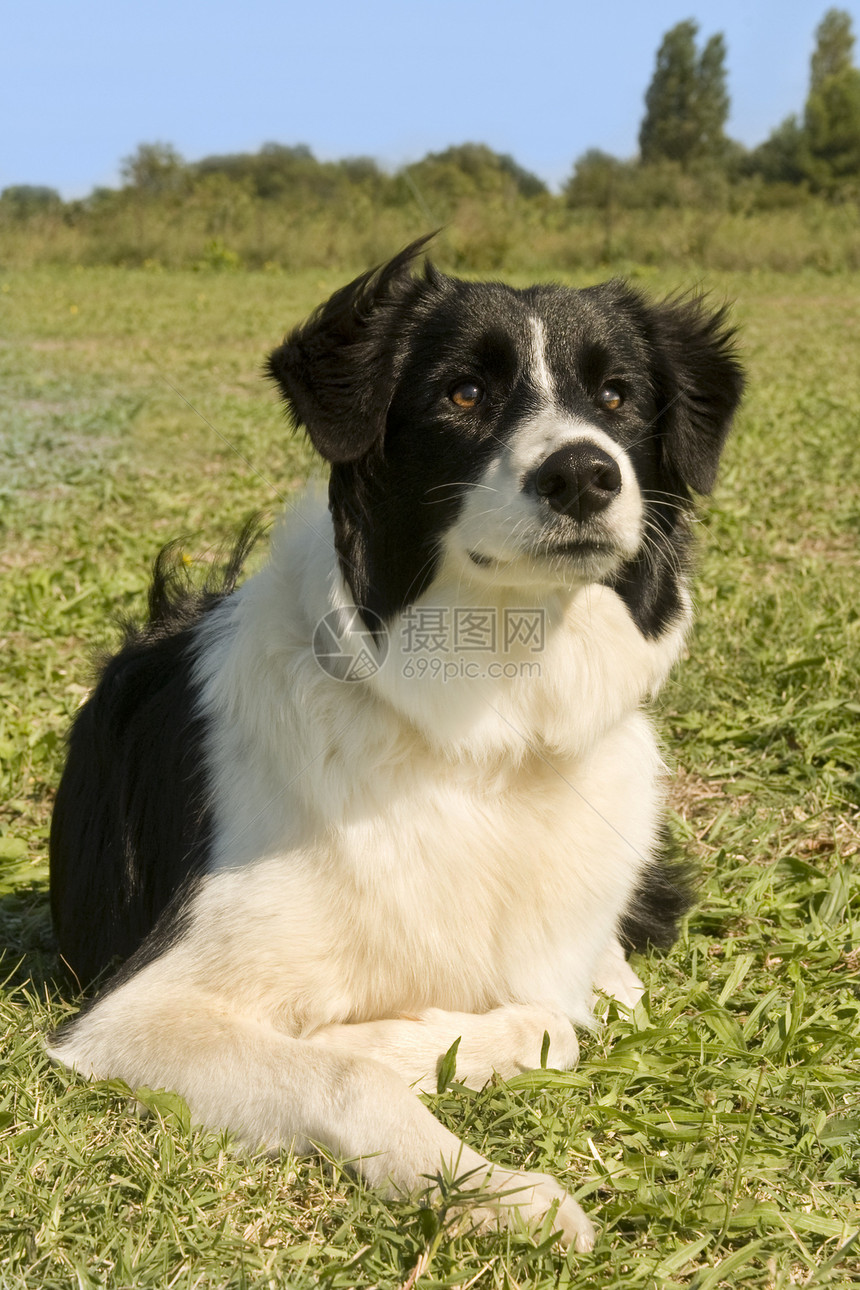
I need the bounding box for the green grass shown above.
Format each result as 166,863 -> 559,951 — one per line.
1,265 -> 859,1289
4,198 -> 860,275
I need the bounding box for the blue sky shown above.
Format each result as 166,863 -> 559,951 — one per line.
5,0 -> 860,196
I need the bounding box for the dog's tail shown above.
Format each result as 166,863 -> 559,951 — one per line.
133,514 -> 269,644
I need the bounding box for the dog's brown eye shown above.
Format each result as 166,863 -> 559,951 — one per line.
598,386 -> 623,412
450,381 -> 484,409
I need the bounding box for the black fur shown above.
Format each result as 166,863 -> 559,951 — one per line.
266,236 -> 437,464
268,252 -> 743,636
48,871 -> 203,1048
49,523 -> 262,987
618,824 -> 696,953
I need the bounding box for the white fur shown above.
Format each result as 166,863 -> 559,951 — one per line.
49,488 -> 688,1249
450,416 -> 645,590
528,316 -> 555,402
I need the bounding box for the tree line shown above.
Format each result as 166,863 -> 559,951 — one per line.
2,10 -> 858,275
567,8 -> 860,210
4,7 -> 858,224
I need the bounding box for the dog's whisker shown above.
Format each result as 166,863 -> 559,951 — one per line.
423,481 -> 500,498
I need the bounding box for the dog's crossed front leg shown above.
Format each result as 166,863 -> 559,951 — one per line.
306,1004 -> 580,1093
47,973 -> 594,1251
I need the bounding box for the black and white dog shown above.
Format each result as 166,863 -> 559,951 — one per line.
48,240 -> 743,1249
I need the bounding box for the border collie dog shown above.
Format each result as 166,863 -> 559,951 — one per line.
48,240 -> 743,1249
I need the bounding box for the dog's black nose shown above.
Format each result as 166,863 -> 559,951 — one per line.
534,444 -> 622,520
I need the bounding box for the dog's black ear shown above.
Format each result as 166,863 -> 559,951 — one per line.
646,295 -> 745,495
267,236 -> 436,463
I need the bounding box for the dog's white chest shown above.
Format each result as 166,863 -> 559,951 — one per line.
190,709 -> 661,1033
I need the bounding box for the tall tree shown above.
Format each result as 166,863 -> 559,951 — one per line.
639,21 -> 730,168
810,8 -> 855,89
804,8 -> 860,187
698,34 -> 731,155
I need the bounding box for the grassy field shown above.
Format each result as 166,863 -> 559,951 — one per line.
1,262 -> 859,1289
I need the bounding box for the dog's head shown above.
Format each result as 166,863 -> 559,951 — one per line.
268,239 -> 744,638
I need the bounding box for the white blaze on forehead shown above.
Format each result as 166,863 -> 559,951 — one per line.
528,317 -> 555,403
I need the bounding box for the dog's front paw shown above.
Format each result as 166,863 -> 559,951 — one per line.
423,1005 -> 579,1090
490,1006 -> 580,1078
469,1166 -> 595,1252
